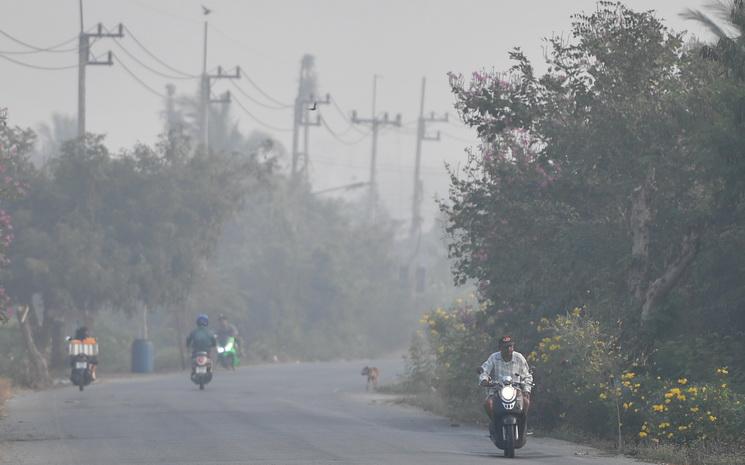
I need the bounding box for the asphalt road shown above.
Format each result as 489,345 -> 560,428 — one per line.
0,358 -> 643,465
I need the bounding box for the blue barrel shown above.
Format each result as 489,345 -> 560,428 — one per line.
131,339 -> 154,373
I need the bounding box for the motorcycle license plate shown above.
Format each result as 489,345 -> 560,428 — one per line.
195,366 -> 207,374
75,362 -> 87,369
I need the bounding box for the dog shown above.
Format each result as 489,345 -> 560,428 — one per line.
361,366 -> 379,391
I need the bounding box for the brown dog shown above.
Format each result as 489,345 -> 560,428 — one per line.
361,366 -> 379,391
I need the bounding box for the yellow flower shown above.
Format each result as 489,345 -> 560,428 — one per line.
638,431 -> 648,438
678,425 -> 688,431
709,415 -> 717,422
622,372 -> 636,380
623,402 -> 632,410
690,406 -> 699,413
599,393 -> 607,400
716,367 -> 729,375
667,433 -> 674,439
678,378 -> 688,385
652,404 -> 665,412
686,386 -> 698,395
659,422 -> 670,429
721,383 -> 728,389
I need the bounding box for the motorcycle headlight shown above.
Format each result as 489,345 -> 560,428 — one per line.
500,385 -> 517,402
217,347 -> 224,353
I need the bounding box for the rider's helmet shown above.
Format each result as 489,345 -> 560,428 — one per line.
75,326 -> 89,340
498,335 -> 514,349
196,314 -> 209,327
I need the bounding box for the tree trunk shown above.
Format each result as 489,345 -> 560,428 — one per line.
49,317 -> 67,370
640,228 -> 701,325
628,172 -> 654,301
16,305 -> 52,388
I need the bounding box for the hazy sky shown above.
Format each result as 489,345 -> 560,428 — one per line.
2,0 -> 712,231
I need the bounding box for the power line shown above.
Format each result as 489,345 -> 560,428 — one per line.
0,52 -> 78,70
110,34 -> 195,80
231,95 -> 293,132
329,96 -> 367,135
112,52 -> 167,99
122,25 -> 197,78
241,74 -> 292,108
441,130 -> 478,144
228,79 -> 291,110
0,29 -> 78,53
320,115 -> 370,146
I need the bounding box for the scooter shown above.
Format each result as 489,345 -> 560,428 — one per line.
191,351 -> 213,390
68,338 -> 97,391
478,367 -> 534,458
70,353 -> 93,391
216,336 -> 239,370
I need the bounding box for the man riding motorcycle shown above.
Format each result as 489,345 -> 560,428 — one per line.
216,314 -> 242,355
71,326 -> 98,381
186,314 -> 217,356
479,335 -> 533,439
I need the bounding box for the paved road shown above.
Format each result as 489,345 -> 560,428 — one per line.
0,358 -> 642,465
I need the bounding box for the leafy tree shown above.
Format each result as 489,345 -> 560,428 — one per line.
442,1 -> 744,349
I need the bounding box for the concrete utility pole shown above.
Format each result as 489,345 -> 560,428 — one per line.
77,1 -> 123,153
291,54 -> 328,184
351,75 -> 402,222
410,77 -> 448,242
199,21 -> 240,154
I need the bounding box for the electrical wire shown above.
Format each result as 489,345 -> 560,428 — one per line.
320,116 -> 370,146
0,52 -> 77,70
441,130 -> 479,144
228,79 -> 291,111
231,95 -> 293,132
0,29 -> 78,53
329,96 -> 367,135
110,35 -> 195,80
241,74 -> 292,108
121,25 -> 197,78
112,52 -> 167,98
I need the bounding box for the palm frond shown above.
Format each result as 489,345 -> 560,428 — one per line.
681,8 -> 733,40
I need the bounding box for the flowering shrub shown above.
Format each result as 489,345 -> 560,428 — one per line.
530,309 -> 745,446
412,298 -> 493,409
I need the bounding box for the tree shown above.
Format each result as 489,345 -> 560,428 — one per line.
443,2 -> 742,347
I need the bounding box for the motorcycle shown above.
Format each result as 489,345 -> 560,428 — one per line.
68,339 -> 97,391
191,351 -> 213,390
216,336 -> 239,370
478,367 -> 534,458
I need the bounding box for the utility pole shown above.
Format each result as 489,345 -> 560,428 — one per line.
410,77 -> 447,242
199,21 -> 240,154
291,54 -> 328,184
77,0 -> 123,153
352,75 -> 402,221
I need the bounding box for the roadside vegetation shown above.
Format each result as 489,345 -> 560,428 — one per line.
392,2 -> 745,464
0,67 -> 463,391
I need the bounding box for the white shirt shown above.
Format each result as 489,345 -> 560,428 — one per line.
479,351 -> 533,394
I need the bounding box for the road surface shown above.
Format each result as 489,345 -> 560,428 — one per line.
0,358 -> 642,465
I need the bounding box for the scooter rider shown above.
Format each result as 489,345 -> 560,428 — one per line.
71,326 -> 98,380
479,335 -> 533,429
216,314 -> 242,355
186,314 -> 217,356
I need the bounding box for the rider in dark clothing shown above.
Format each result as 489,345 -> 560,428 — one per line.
216,314 -> 242,355
186,314 -> 217,356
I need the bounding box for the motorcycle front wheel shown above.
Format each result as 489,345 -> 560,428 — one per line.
503,424 -> 516,458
